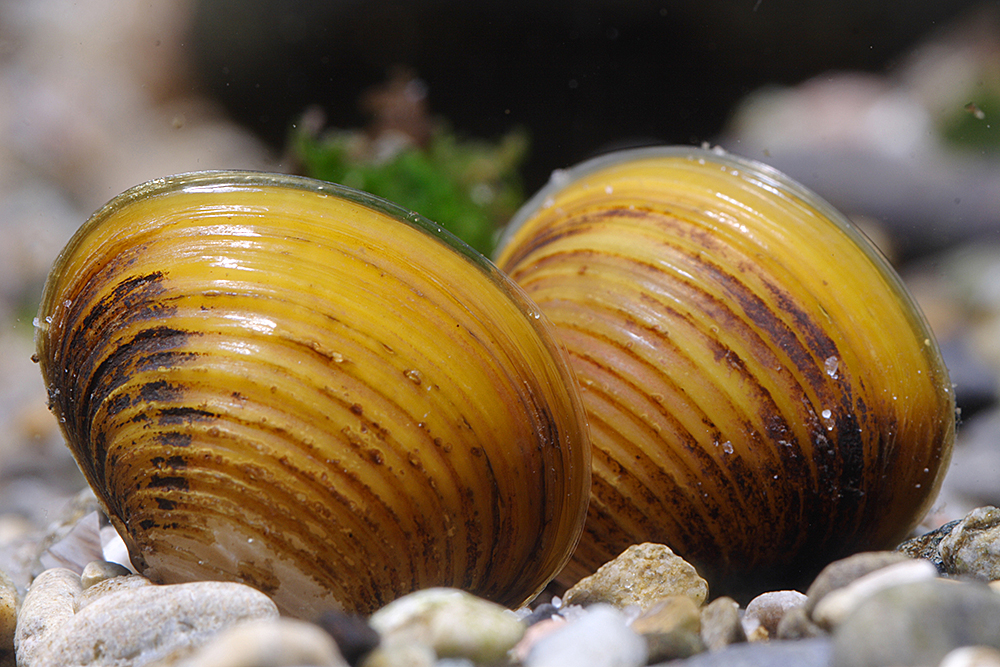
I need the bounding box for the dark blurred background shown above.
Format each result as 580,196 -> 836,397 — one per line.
189,0 -> 987,191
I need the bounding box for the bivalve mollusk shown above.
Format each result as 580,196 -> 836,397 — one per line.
34,170 -> 592,618
493,146 -> 956,599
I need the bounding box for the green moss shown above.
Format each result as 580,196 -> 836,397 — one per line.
293,126 -> 529,257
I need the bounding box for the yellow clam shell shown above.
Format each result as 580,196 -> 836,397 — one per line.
494,146 -> 955,598
35,171 -> 591,617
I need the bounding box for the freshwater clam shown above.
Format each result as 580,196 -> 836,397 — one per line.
34,170 -> 591,617
494,146 -> 956,597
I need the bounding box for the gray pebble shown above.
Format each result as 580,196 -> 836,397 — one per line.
17,574 -> 278,667
939,506 -> 1000,580
774,606 -> 825,640
831,579 -> 1000,667
651,637 -> 831,667
368,588 -> 524,665
563,543 -> 708,610
699,596 -> 746,650
525,604 -> 648,667
803,551 -> 911,617
743,591 -> 807,638
174,617 -> 348,667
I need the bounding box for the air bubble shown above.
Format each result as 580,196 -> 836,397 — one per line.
550,169 -> 570,187
824,356 -> 839,379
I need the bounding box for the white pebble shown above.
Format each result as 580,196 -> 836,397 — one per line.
525,604 -> 648,667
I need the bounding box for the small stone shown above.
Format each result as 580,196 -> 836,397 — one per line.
175,617 -> 348,667
78,572 -> 154,609
80,560 -> 132,589
831,579 -> 1000,667
941,646 -> 1000,667
656,637 -> 832,667
17,577 -> 278,667
14,568 -> 83,667
939,506 -> 1000,580
631,596 -> 701,635
699,596 -> 746,650
0,569 -> 18,662
643,629 -> 705,663
522,603 -> 560,627
811,558 -> 938,630
368,588 -> 524,665
315,610 -> 380,664
743,590 -> 807,639
803,551 -> 911,617
775,606 -> 825,640
562,543 -> 708,610
524,604 -> 647,667
631,596 -> 704,663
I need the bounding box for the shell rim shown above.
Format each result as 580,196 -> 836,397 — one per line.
38,170 -> 553,351
493,144 -> 951,384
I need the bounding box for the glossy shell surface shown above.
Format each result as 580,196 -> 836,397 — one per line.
494,146 -> 955,597
35,171 -> 591,617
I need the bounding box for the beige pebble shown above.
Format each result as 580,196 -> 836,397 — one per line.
360,641 -> 436,667
563,543 -> 708,610
14,568 -> 83,667
812,558 -> 938,630
0,569 -> 18,661
369,588 -> 524,664
743,590 -> 807,638
80,560 -> 133,589
699,596 -> 745,650
18,578 -> 277,667
175,618 -> 348,667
